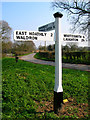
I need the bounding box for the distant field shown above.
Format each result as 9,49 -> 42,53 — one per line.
2,58 -> 88,119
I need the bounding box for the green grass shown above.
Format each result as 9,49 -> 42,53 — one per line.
19,52 -> 33,56
2,58 -> 88,119
13,52 -> 32,57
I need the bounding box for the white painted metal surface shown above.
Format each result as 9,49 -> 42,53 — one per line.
54,16 -> 63,92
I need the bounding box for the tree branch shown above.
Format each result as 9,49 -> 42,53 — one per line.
52,0 -> 90,33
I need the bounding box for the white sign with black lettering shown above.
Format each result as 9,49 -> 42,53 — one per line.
14,30 -> 54,41
62,34 -> 86,42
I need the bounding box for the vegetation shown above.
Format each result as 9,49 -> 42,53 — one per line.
37,43 -> 89,65
0,21 -> 36,57
2,41 -> 36,57
39,43 -> 89,52
35,52 -> 55,61
52,0 -> 90,33
2,41 -> 36,58
39,44 -> 55,51
0,20 -> 12,42
12,41 -> 36,55
62,51 -> 89,64
2,58 -> 88,119
35,51 -> 90,65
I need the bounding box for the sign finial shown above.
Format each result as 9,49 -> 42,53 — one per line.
53,12 -> 63,18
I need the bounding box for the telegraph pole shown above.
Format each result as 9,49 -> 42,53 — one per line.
53,12 -> 63,114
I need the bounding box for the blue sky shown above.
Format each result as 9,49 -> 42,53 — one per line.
1,1 -> 88,47
2,2 -> 70,31
2,2 -> 54,31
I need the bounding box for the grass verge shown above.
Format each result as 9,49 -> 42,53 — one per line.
2,58 -> 88,119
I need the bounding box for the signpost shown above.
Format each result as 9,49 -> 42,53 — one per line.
14,30 -> 54,41
14,12 -> 87,115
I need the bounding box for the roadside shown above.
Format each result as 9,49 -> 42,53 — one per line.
19,53 -> 90,72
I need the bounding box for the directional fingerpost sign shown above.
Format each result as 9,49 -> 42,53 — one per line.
38,22 -> 86,43
38,22 -> 55,32
14,30 -> 54,41
13,12 -> 87,115
62,34 -> 86,42
14,31 -> 86,43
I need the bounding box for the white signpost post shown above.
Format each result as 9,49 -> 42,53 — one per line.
14,12 -> 87,114
53,12 -> 63,114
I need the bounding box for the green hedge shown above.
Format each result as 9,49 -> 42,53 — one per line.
63,52 -> 89,60
62,52 -> 89,64
35,51 -> 90,65
36,51 -> 55,61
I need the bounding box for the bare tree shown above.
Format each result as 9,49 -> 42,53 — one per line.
52,0 -> 90,34
0,20 -> 12,42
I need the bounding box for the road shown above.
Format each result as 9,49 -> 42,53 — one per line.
19,53 -> 90,72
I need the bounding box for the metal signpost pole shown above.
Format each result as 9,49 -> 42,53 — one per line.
53,12 -> 63,114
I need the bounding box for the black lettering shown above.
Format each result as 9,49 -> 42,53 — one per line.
51,33 -> 53,37
16,31 -> 18,35
16,31 -> 27,35
65,38 -> 78,41
16,36 -> 20,39
26,36 -> 37,40
16,36 -> 25,39
29,32 -> 32,35
34,37 -> 37,40
19,31 -> 22,35
25,32 -> 27,35
44,33 -> 47,36
41,33 -> 44,36
81,39 -> 85,42
64,34 -> 68,37
22,32 -> 24,35
21,36 -> 25,39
